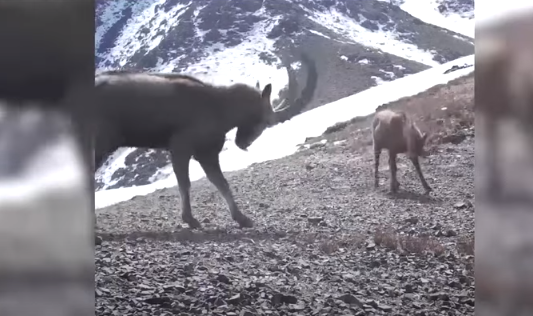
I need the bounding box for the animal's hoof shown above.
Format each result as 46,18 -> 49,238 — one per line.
182,215 -> 202,229
424,187 -> 433,194
235,214 -> 254,228
95,235 -> 103,245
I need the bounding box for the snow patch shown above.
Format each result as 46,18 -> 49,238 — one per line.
308,29 -> 331,39
304,8 -> 440,66
155,15 -> 289,103
372,76 -> 386,85
98,1 -> 191,67
400,0 -> 474,38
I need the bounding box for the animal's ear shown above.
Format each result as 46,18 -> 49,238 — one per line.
255,81 -> 260,90
261,84 -> 272,100
422,132 -> 428,142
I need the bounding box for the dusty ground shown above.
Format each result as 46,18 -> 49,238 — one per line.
95,73 -> 475,315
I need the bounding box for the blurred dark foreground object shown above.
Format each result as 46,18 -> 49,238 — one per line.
476,10 -> 533,202
0,0 -> 95,315
0,0 -> 93,104
0,181 -> 94,316
476,9 -> 533,316
0,0 -> 95,180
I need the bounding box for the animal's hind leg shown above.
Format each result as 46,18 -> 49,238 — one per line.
195,151 -> 254,228
374,147 -> 381,188
388,152 -> 400,193
169,142 -> 201,229
409,156 -> 432,194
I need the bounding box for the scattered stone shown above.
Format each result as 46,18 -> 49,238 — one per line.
445,229 -> 457,237
95,235 -> 103,246
405,216 -> 419,225
404,284 -> 415,293
431,223 -> 442,230
337,294 -> 364,307
216,274 -> 231,284
453,201 -> 467,209
377,303 -> 393,312
308,216 -> 324,224
228,294 -> 242,305
271,293 -> 298,305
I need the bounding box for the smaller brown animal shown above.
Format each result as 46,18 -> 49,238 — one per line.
372,109 -> 432,194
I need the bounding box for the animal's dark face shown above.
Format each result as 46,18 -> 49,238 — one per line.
234,84 -> 273,150
235,120 -> 268,150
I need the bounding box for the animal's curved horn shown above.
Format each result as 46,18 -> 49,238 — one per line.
268,53 -> 318,126
272,98 -> 289,112
271,65 -> 298,113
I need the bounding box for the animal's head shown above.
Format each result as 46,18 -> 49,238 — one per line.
412,127 -> 430,158
234,83 -> 275,150
234,53 -> 318,150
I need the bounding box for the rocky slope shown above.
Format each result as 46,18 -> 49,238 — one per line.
95,72 -> 475,315
95,0 -> 474,190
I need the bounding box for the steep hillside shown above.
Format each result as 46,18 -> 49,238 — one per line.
95,72 -> 475,316
95,0 -> 474,191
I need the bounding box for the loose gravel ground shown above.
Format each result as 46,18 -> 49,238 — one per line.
95,73 -> 475,315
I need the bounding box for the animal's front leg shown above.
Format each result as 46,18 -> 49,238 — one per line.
374,147 -> 381,188
195,151 -> 254,228
410,156 -> 432,194
169,141 -> 201,229
389,152 -> 400,193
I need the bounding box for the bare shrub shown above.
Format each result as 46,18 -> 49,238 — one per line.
319,241 -> 340,255
457,235 -> 475,256
318,234 -> 365,255
374,226 -> 446,256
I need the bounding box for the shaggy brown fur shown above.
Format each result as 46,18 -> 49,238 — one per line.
372,109 -> 432,194
97,70 -> 208,87
93,53 -> 318,229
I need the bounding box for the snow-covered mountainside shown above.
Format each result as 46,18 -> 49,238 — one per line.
95,0 -> 474,191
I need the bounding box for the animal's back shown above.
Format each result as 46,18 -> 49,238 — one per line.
372,109 -> 408,152
373,110 -> 405,132
94,72 -> 220,148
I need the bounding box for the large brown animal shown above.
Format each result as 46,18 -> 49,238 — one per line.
93,53 -> 318,229
372,109 -> 432,194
